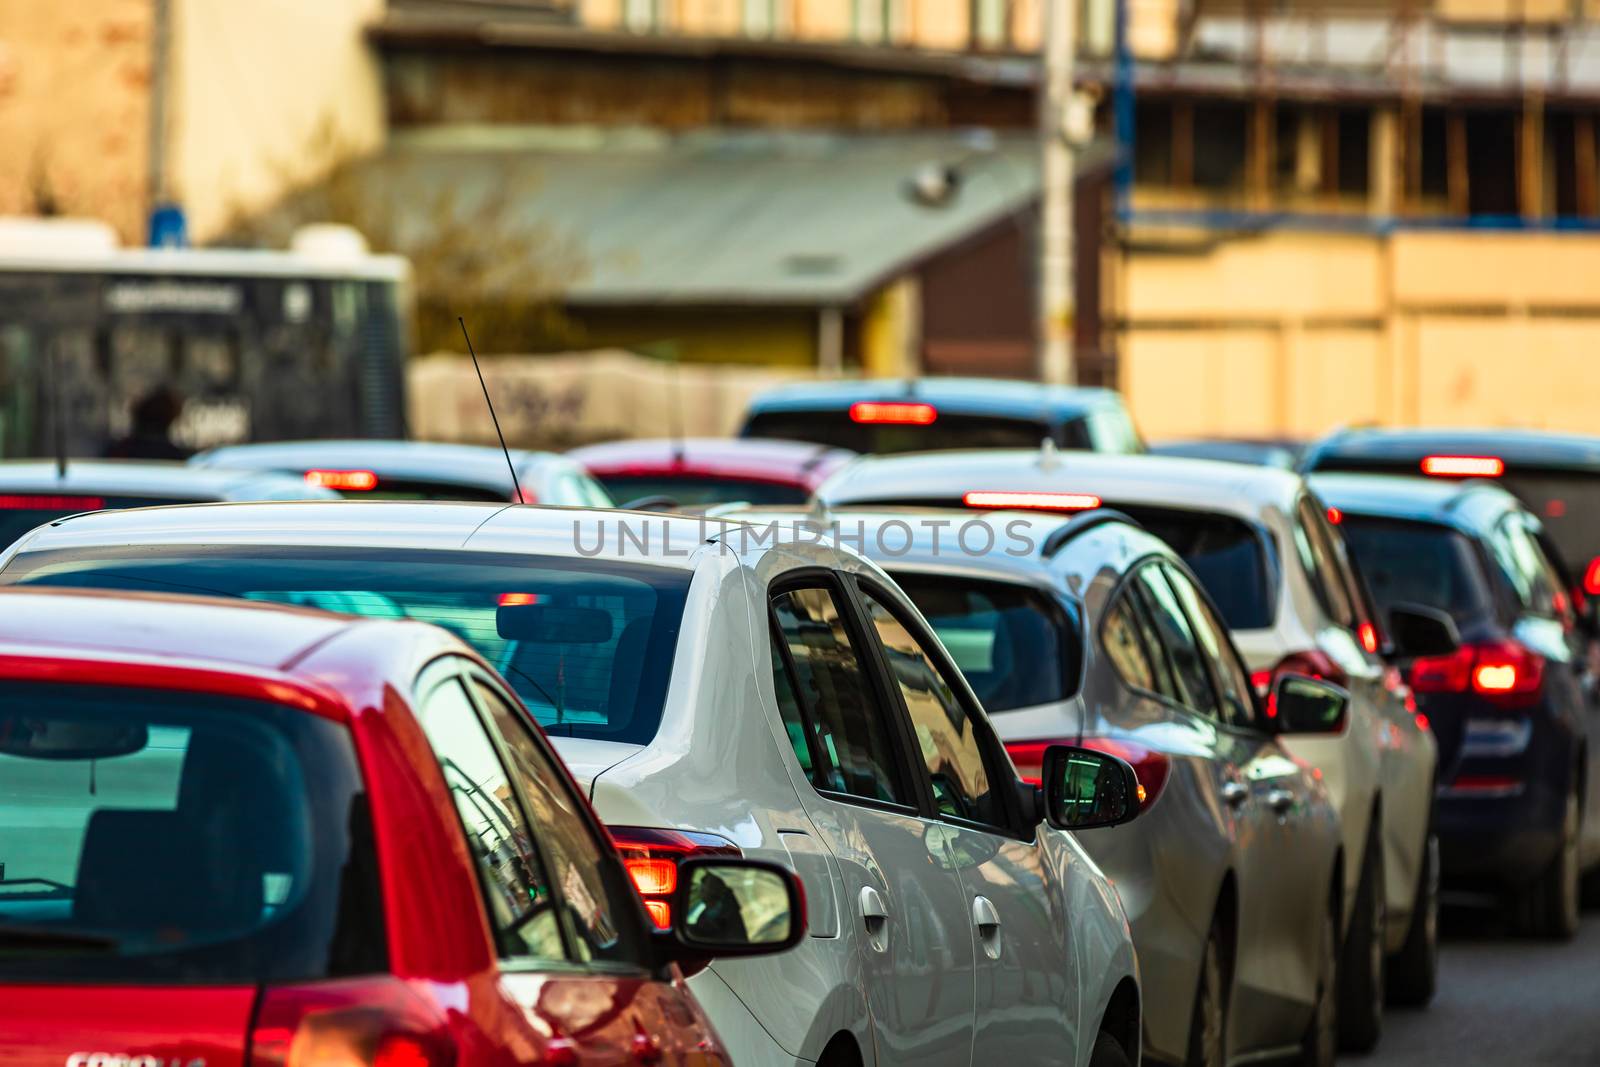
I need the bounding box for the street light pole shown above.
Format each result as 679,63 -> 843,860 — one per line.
1038,0 -> 1077,386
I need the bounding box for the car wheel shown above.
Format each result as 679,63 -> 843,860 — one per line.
1387,830 -> 1439,1007
1089,1030 -> 1133,1067
1297,909 -> 1338,1067
1185,921 -> 1226,1067
1520,786 -> 1581,940
1337,827 -> 1385,1052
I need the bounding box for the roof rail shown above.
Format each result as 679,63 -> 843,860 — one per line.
1040,508 -> 1142,558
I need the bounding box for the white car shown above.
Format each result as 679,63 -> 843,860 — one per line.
192,439 -> 614,506
0,500 -> 1145,1067
818,447 -> 1442,1046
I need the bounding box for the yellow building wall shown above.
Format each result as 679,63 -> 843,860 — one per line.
559,306 -> 820,368
1121,230 -> 1600,440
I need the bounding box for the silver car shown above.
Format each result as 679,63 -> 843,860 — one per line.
723,505 -> 1348,1067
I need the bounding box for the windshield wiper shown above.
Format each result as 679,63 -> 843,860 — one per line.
0,923 -> 120,953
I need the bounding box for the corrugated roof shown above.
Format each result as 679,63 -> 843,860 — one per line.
354,127 -> 1109,305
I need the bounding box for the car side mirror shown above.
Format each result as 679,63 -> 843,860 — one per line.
1039,744 -> 1141,831
1271,673 -> 1350,735
1387,602 -> 1460,659
659,858 -> 806,968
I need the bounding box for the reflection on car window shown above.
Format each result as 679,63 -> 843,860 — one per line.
859,589 -> 1001,827
1295,498 -> 1356,627
1134,567 -> 1221,719
1163,564 -> 1256,729
1103,594 -> 1159,692
770,586 -> 909,805
472,679 -> 640,966
415,677 -> 567,963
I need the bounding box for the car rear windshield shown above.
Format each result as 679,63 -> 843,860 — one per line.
1110,505 -> 1276,631
1497,471 -> 1600,581
598,474 -> 809,507
890,573 -> 1082,712
0,682 -> 384,984
743,410 -> 1061,453
0,547 -> 689,746
328,480 -> 508,502
0,495 -> 203,551
1338,517 -> 1492,623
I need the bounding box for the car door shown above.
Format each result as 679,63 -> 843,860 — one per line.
411,659 -> 684,1065
768,577 -> 977,1066
852,578 -> 1080,1061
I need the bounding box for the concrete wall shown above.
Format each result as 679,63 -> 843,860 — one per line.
1120,229 -> 1600,439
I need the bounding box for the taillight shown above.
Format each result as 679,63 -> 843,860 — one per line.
1420,455 -> 1504,478
1584,557 -> 1600,597
1253,648 -> 1348,699
0,494 -> 105,510
305,469 -> 379,491
849,401 -> 937,425
1006,738 -> 1171,811
610,826 -> 740,930
250,977 -> 456,1067
1409,639 -> 1545,708
497,592 -> 540,606
1357,621 -> 1379,654
962,490 -> 1102,511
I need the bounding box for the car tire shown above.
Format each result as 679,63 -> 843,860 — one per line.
1337,828 -> 1385,1052
1297,908 -> 1338,1067
1185,920 -> 1227,1067
1386,830 -> 1439,1007
1519,786 -> 1581,940
1089,1030 -> 1133,1067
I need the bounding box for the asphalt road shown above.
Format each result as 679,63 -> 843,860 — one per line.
1352,904 -> 1600,1066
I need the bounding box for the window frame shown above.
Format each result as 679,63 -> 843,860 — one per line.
1128,560 -> 1225,721
1157,561 -> 1264,733
1293,493 -> 1357,628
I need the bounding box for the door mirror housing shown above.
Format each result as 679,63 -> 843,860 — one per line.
1039,744 -> 1141,831
654,857 -> 806,972
1387,602 -> 1461,660
1271,673 -> 1350,735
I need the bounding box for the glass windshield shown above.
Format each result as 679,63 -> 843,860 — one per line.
0,548 -> 689,745
0,682 -> 383,983
1112,504 -> 1276,630
598,475 -> 809,507
1499,471 -> 1600,580
1339,517 -> 1492,623
743,410 -> 1059,453
891,572 -> 1081,712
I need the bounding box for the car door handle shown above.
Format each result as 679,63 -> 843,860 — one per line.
971,895 -> 1001,932
1221,781 -> 1249,808
858,885 -> 890,952
1266,788 -> 1295,814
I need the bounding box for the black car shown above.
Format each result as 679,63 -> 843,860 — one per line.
1311,473 -> 1600,938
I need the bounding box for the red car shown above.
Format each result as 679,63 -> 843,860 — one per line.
0,589 -> 802,1067
567,438 -> 855,507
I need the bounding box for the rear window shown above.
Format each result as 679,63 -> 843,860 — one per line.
1112,505 -> 1276,631
891,573 -> 1081,712
1339,517 -> 1492,623
325,480 -> 508,502
0,682 -> 383,984
0,547 -> 690,745
743,410 -> 1059,454
598,475 -> 809,507
0,495 -> 203,550
1498,471 -> 1600,580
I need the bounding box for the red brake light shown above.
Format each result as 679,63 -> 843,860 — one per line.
1326,506 -> 1343,525
1583,557 -> 1600,597
962,490 -> 1102,511
1006,737 -> 1170,810
609,825 -> 740,930
1358,621 -> 1379,654
1409,639 -> 1544,708
0,494 -> 105,510
305,469 -> 379,491
249,977 -> 456,1067
497,592 -> 540,606
1420,455 -> 1504,478
849,401 -> 937,425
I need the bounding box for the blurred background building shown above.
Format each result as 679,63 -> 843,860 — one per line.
2,0 -> 1599,444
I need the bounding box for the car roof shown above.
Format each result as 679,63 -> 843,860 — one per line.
1305,427 -> 1600,472
742,378 -> 1126,421
194,440 -> 564,491
1308,472 -> 1522,532
568,437 -> 855,485
817,448 -> 1304,520
6,500 -> 718,572
0,460 -> 336,501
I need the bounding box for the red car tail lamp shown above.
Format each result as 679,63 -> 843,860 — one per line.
496,592 -> 540,606
1420,455 -> 1504,478
249,976 -> 457,1067
1006,737 -> 1170,810
609,826 -> 741,930
848,401 -> 938,425
1357,622 -> 1380,654
1583,557 -> 1600,597
0,494 -> 106,510
1409,638 -> 1545,708
305,469 -> 380,491
962,491 -> 1102,512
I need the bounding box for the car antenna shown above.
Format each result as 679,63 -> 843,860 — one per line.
458,317 -> 524,505
47,341 -> 68,478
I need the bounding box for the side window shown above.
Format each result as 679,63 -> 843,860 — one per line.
414,675 -> 567,963
471,678 -> 642,967
1162,564 -> 1257,729
1294,497 -> 1356,627
1102,593 -> 1159,692
859,587 -> 1003,829
1134,565 -> 1221,719
770,585 -> 911,806
1494,516 -> 1563,618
